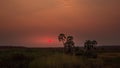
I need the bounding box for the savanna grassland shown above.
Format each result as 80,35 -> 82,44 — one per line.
0,46 -> 120,68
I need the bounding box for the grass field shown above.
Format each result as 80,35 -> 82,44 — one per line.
0,47 -> 120,68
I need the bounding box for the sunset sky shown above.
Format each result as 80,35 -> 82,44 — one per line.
0,0 -> 120,47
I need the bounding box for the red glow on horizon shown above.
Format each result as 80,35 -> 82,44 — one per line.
25,36 -> 57,45
48,39 -> 52,43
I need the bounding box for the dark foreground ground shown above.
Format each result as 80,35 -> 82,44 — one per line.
0,46 -> 120,68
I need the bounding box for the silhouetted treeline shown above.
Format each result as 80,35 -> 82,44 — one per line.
0,46 -> 26,49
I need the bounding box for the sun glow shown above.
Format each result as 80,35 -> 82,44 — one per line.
48,39 -> 52,43
26,36 -> 57,45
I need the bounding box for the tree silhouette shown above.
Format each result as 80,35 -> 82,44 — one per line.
84,40 -> 91,50
58,33 -> 66,44
67,36 -> 73,41
58,34 -> 75,55
84,40 -> 98,58
91,40 -> 97,49
64,36 -> 75,55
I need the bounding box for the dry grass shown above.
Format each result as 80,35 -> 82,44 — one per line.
0,48 -> 120,68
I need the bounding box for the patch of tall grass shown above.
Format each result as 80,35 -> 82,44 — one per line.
29,53 -> 104,68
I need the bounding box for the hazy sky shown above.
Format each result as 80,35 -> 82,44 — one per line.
0,0 -> 120,47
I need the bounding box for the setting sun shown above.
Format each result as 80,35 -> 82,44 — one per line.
26,36 -> 57,45
48,39 -> 52,43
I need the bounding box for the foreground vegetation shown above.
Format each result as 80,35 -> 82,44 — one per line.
0,47 -> 120,68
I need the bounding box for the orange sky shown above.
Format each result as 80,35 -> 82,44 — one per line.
0,0 -> 120,47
